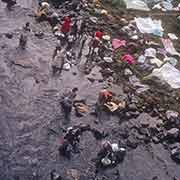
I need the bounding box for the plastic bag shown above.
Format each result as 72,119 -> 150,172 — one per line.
125,0 -> 150,11
161,38 -> 180,57
147,63 -> 180,89
135,17 -> 164,37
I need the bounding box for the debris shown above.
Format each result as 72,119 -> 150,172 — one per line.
168,33 -> 178,40
135,17 -> 164,37
144,48 -> 157,58
112,39 -> 126,50
146,63 -> 180,89
125,0 -> 150,11
121,54 -> 135,65
161,38 -> 180,57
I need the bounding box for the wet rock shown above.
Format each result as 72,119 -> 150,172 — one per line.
128,103 -> 137,111
171,147 -> 180,163
152,136 -> 160,144
127,136 -> 138,149
140,118 -> 149,128
167,128 -> 179,139
5,33 -> 13,39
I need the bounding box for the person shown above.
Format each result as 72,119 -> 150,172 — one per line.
51,50 -> 65,76
23,22 -> 31,32
49,12 -> 59,28
50,170 -> 62,180
95,141 -> 126,171
60,16 -> 72,39
19,33 -> 27,49
98,89 -> 113,105
88,29 -> 103,57
1,0 -> 16,10
60,88 -> 78,124
71,20 -> 78,40
59,124 -> 90,158
36,1 -> 50,21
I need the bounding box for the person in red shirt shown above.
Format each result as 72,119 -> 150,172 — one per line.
95,30 -> 103,40
61,16 -> 72,35
88,29 -> 103,57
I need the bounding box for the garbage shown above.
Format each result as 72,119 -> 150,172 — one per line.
138,55 -> 146,64
129,75 -> 150,93
162,1 -> 173,11
164,57 -> 177,67
125,0 -> 150,11
101,9 -> 108,15
147,63 -> 180,89
103,57 -> 113,63
63,63 -> 71,71
124,68 -> 133,76
104,100 -> 125,112
121,54 -> 135,65
161,38 -> 180,57
102,35 -> 111,41
166,110 -> 179,120
144,48 -> 157,58
150,58 -> 163,67
112,39 -> 126,50
135,17 -> 164,37
130,35 -> 139,40
168,33 -> 178,40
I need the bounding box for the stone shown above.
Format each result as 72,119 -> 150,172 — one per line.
128,103 -> 137,111
166,110 -> 179,120
152,136 -> 160,144
140,119 -> 149,128
171,147 -> 180,163
167,128 -> 179,138
127,136 -> 138,149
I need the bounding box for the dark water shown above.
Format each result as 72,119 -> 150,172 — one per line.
0,1 -> 180,180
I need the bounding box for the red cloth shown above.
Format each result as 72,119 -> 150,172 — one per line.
121,54 -> 135,65
61,17 -> 71,34
95,31 -> 103,39
99,89 -> 112,100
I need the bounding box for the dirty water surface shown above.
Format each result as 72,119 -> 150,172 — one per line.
0,1 -> 180,180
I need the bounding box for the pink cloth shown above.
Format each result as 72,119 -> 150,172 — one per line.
112,39 -> 126,50
161,38 -> 180,56
121,54 -> 135,65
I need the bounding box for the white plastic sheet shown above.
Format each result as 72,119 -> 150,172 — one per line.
148,63 -> 180,89
125,0 -> 150,11
135,17 -> 164,37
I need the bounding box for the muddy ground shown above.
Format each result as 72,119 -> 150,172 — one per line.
0,0 -> 180,180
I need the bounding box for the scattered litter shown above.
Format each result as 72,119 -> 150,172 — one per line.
150,58 -> 163,67
138,55 -> 146,64
168,33 -> 178,40
63,63 -> 71,71
135,17 -> 164,37
147,63 -> 180,89
121,54 -> 135,65
112,39 -> 126,49
103,57 -> 113,63
161,38 -> 180,57
125,0 -> 150,11
164,57 -> 178,67
144,48 -> 157,58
